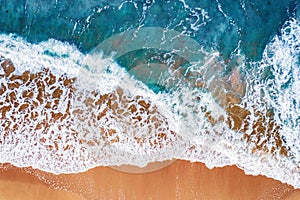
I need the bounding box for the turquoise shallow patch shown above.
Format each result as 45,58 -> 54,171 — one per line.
146,83 -> 167,94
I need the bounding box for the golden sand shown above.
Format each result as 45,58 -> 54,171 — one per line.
0,160 -> 300,200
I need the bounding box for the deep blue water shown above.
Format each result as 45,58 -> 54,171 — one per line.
0,0 -> 298,60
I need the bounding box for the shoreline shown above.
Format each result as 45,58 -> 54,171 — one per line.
1,160 -> 300,200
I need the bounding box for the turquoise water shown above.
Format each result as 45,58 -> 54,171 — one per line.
0,0 -> 297,60
0,0 -> 300,188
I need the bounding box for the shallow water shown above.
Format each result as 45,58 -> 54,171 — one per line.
0,0 -> 299,189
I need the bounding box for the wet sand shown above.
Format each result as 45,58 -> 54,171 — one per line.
1,160 -> 299,200
1,59 -> 300,199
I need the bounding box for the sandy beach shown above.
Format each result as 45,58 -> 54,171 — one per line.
1,160 -> 299,200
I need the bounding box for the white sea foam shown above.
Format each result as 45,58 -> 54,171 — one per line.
0,19 -> 299,190
238,17 -> 300,188
261,18 -> 300,161
0,34 -> 83,76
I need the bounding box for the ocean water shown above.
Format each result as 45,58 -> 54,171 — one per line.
0,0 -> 300,188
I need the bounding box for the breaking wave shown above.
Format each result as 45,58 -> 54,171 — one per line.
0,17 -> 299,189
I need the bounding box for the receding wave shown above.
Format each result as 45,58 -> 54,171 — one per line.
0,18 -> 299,189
